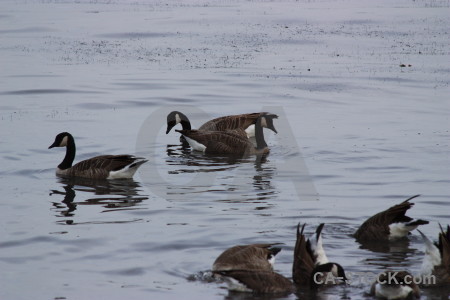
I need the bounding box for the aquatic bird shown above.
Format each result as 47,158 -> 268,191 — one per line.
417,225 -> 450,286
354,195 -> 429,241
166,111 -> 278,139
175,114 -> 277,155
213,223 -> 347,294
49,132 -> 147,179
370,271 -> 420,300
212,243 -> 282,272
293,223 -> 347,288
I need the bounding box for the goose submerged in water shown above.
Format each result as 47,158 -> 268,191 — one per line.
166,111 -> 278,141
212,223 -> 347,295
49,132 -> 147,180
354,195 -> 429,242
175,114 -> 277,155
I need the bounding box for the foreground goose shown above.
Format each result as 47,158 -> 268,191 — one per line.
166,111 -> 278,139
212,243 -> 282,272
354,195 -> 429,241
417,225 -> 450,286
213,223 -> 347,295
49,132 -> 147,179
293,223 -> 347,288
370,271 -> 421,300
175,114 -> 277,155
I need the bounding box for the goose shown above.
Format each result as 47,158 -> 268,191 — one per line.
293,223 -> 347,289
166,111 -> 278,140
370,271 -> 421,300
49,132 -> 147,179
212,223 -> 347,295
354,195 -> 429,241
212,243 -> 282,272
175,114 -> 276,155
417,225 -> 450,286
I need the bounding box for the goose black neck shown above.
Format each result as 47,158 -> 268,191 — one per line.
59,135 -> 76,170
255,118 -> 267,149
181,119 -> 191,130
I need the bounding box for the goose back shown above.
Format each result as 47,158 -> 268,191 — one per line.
354,195 -> 428,241
213,243 -> 281,272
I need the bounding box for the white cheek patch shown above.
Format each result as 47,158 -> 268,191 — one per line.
260,117 -> 267,128
175,113 -> 181,124
60,136 -> 68,147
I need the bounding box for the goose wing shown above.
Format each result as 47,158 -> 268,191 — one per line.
69,155 -> 144,179
354,195 -> 422,241
215,270 -> 294,294
438,224 -> 450,283
293,223 -> 315,287
198,113 -> 263,131
213,243 -> 282,271
176,129 -> 253,154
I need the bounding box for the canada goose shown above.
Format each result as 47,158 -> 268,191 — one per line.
212,243 -> 282,272
293,223 -> 347,289
213,223 -> 346,295
166,111 -> 278,139
417,225 -> 450,286
370,271 -> 421,300
354,195 -> 429,241
49,132 -> 147,179
175,114 -> 276,155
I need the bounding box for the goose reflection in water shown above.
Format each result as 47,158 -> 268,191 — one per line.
165,144 -> 276,209
49,176 -> 149,219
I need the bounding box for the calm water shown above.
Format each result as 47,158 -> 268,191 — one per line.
1,1 -> 449,299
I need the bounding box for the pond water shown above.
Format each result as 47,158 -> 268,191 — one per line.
0,1 -> 449,299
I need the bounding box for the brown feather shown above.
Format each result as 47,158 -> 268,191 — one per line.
216,270 -> 295,294
293,223 -> 315,287
213,244 -> 281,272
354,195 -> 423,241
198,113 -> 266,131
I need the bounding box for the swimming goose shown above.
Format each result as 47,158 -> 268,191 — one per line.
212,243 -> 282,272
213,223 -> 346,295
166,111 -> 278,139
354,195 -> 429,241
175,114 -> 276,155
293,223 -> 347,288
417,225 -> 450,286
49,132 -> 147,179
370,271 -> 421,300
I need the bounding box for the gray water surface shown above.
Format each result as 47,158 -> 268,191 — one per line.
1,1 -> 449,299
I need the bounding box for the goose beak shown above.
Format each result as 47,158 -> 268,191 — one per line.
269,125 -> 278,134
48,143 -> 57,149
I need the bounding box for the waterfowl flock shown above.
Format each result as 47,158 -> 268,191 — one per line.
48,111 -> 449,299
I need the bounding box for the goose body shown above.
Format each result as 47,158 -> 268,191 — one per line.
166,111 -> 278,140
293,223 -> 347,288
212,243 -> 282,272
417,225 -> 450,286
49,132 -> 147,180
176,114 -> 276,155
370,271 -> 420,299
215,270 -> 295,295
354,195 -> 429,241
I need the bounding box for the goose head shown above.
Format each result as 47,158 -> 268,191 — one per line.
259,113 -> 278,134
166,111 -> 190,134
49,132 -> 72,149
